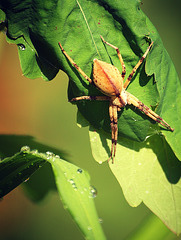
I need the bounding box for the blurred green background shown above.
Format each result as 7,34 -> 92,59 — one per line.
0,0 -> 180,239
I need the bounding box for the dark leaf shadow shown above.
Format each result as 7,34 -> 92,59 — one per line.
29,29 -> 59,80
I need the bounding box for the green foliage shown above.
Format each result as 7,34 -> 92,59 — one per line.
0,135 -> 105,240
127,214 -> 176,240
89,128 -> 181,235
0,135 -> 62,201
0,146 -> 46,197
1,0 -> 180,149
0,0 -> 181,237
50,155 -> 106,240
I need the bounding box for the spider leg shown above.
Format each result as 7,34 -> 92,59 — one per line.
70,96 -> 110,102
59,42 -> 92,84
108,104 -> 118,163
100,36 -> 126,80
123,41 -> 153,89
127,92 -> 174,131
112,105 -> 118,162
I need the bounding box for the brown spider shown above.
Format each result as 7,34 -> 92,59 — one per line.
59,36 -> 174,163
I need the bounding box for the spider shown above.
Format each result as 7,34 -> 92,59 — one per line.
59,36 -> 174,163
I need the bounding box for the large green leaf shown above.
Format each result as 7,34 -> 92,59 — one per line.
1,0 -> 180,157
89,128 -> 181,235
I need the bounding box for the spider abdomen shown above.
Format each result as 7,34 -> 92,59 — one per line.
93,59 -> 123,97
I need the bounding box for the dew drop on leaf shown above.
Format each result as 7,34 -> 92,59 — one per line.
20,146 -> 30,152
89,185 -> 97,198
88,226 -> 92,231
46,151 -> 55,159
99,218 -> 103,224
17,44 -> 26,51
69,179 -> 78,191
31,149 -> 38,154
77,168 -> 83,174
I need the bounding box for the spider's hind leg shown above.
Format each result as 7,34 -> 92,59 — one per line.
108,104 -> 118,163
127,92 -> 174,131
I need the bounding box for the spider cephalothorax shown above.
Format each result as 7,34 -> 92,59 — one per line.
59,36 -> 174,163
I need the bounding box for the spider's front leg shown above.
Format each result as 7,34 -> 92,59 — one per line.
70,95 -> 110,102
58,42 -> 92,84
100,35 -> 126,80
127,92 -> 174,131
123,41 -> 153,89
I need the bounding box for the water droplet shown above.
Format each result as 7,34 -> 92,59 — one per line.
46,151 -> 55,159
55,155 -> 60,159
145,190 -> 149,194
98,161 -> 103,165
18,44 -> 25,51
77,168 -> 83,174
88,226 -> 92,231
69,179 -> 78,191
20,146 -> 30,152
89,185 -> 97,198
99,218 -> 103,224
31,149 -> 38,154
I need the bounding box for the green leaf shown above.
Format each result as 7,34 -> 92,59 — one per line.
47,156 -> 106,240
1,0 -> 180,158
0,147 -> 46,198
89,128 -> 181,235
145,17 -> 181,161
1,1 -> 181,235
0,138 -> 106,240
6,36 -> 56,81
0,134 -> 64,201
0,9 -> 5,23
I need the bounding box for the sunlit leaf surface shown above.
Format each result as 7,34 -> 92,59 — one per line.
89,129 -> 181,235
